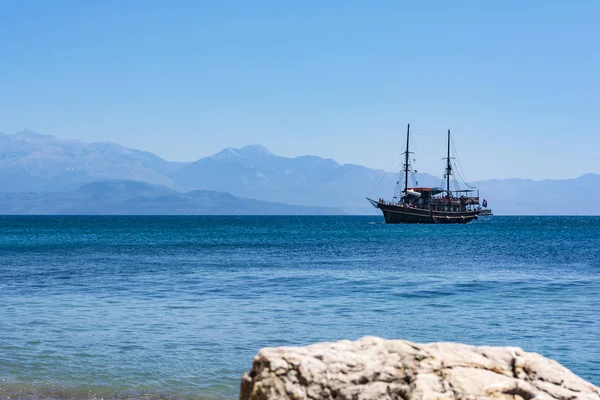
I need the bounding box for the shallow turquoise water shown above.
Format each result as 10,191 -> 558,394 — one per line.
0,216 -> 599,399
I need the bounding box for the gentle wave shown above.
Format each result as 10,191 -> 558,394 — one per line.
1,215 -> 599,398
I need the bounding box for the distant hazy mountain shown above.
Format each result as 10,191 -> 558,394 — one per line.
0,130 -> 183,192
0,180 -> 342,215
1,130 -> 432,213
1,130 -> 599,215
472,173 -> 600,215
169,145 -> 441,214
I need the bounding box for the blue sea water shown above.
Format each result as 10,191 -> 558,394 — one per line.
0,216 -> 599,399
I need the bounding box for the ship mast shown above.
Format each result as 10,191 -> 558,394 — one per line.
403,124 -> 410,200
445,129 -> 452,195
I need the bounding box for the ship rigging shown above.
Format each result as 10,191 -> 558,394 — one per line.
367,124 -> 486,224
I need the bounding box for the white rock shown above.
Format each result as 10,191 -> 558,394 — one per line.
240,337 -> 600,400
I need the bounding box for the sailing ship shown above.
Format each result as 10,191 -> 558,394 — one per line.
367,124 -> 483,224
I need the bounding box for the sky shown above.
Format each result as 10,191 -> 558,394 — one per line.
0,1 -> 598,181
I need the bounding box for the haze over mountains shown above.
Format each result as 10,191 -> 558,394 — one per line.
1,130 -> 598,215
0,180 -> 340,215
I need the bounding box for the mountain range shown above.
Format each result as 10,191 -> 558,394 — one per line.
1,129 -> 599,215
0,180 -> 340,215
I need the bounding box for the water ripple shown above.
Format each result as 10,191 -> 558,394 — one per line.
0,215 -> 599,399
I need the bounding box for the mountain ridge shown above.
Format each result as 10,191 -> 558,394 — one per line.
0,180 -> 343,215
1,130 -> 599,215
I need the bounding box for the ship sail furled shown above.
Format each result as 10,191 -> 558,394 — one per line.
367,124 -> 485,224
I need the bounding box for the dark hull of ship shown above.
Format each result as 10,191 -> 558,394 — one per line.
372,200 -> 479,224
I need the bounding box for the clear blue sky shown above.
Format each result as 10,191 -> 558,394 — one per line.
1,1 -> 598,180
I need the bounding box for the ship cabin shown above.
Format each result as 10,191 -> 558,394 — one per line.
382,187 -> 480,213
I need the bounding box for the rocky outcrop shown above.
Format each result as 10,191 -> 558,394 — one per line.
240,337 -> 600,400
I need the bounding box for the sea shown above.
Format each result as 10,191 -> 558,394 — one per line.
0,216 -> 599,399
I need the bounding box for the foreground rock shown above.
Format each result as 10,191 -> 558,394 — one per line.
240,337 -> 599,400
